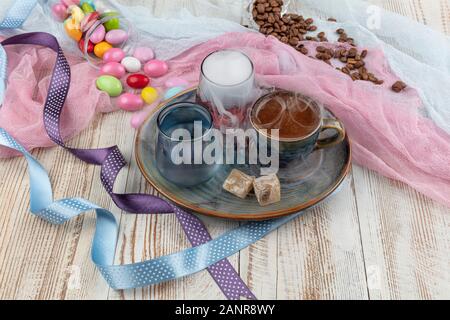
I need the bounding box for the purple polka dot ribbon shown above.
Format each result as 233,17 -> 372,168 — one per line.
0,32 -> 258,300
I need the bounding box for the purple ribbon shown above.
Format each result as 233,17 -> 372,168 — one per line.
1,32 -> 255,300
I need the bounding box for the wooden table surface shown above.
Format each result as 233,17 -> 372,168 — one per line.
0,0 -> 449,300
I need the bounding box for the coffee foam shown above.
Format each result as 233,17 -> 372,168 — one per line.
202,50 -> 253,86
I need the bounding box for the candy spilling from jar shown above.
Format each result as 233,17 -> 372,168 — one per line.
51,0 -> 188,114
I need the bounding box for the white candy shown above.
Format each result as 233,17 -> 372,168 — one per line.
202,50 -> 253,86
121,56 -> 142,73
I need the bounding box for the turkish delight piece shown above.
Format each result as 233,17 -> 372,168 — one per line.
253,174 -> 281,206
223,169 -> 255,199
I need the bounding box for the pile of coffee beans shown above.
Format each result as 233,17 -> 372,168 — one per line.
252,0 -> 319,55
251,0 -> 407,92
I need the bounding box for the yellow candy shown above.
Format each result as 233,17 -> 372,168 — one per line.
64,18 -> 82,41
141,87 -> 159,104
68,5 -> 85,24
94,41 -> 113,58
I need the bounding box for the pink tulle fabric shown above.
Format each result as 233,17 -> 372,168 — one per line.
0,40 -> 116,157
1,32 -> 449,208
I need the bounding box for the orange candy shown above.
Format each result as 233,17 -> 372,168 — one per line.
94,41 -> 113,59
64,18 -> 82,41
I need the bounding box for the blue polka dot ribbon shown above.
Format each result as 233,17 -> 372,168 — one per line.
0,0 -> 37,29
0,126 -> 301,291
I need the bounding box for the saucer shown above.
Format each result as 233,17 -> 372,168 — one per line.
135,88 -> 352,220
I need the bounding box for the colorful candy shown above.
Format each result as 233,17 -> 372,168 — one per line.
80,0 -> 95,8
96,75 -> 123,97
64,18 -> 82,41
126,74 -> 150,89
102,12 -> 120,31
117,93 -> 144,111
81,2 -> 95,14
105,29 -> 128,45
78,38 -> 94,54
141,87 -> 159,104
144,60 -> 168,78
121,57 -> 142,73
89,24 -> 106,44
103,48 -> 126,63
67,5 -> 85,24
165,77 -> 189,88
51,3 -> 68,22
62,0 -> 80,7
164,86 -> 185,100
133,47 -> 155,63
100,62 -> 127,78
94,41 -> 113,58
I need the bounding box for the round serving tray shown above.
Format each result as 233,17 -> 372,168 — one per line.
135,88 -> 351,220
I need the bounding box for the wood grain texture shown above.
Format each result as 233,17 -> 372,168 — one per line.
0,0 -> 449,300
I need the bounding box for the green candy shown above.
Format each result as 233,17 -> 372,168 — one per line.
102,12 -> 120,31
96,75 -> 123,97
81,3 -> 95,14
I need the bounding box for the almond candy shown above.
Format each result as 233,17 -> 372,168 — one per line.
253,174 -> 281,206
223,169 -> 255,199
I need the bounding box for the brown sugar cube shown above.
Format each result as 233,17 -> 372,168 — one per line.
253,175 -> 281,207
223,169 -> 255,199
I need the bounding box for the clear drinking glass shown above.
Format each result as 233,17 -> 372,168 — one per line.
197,50 -> 257,132
156,102 -> 220,187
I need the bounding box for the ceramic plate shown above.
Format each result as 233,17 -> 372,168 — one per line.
135,88 -> 352,220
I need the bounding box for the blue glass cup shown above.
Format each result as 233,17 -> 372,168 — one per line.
156,102 -> 220,187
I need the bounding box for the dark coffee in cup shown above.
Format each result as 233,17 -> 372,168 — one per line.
250,90 -> 346,163
251,91 -> 321,140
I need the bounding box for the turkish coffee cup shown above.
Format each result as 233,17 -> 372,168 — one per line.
250,90 -> 346,164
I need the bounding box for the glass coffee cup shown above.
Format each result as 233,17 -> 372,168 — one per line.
197,50 -> 257,132
156,102 -> 220,187
250,90 -> 346,164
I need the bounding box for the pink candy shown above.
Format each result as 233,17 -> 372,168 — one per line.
89,24 -> 106,44
117,93 -> 144,111
165,77 -> 189,88
105,30 -> 128,45
144,60 -> 169,78
51,4 -> 68,21
100,62 -> 126,78
103,48 -> 126,63
61,0 -> 80,6
133,47 -> 155,63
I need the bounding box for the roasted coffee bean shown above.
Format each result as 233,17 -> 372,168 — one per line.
337,28 -> 345,34
316,46 -> 326,53
300,47 -> 308,55
392,81 -> 407,92
354,61 -> 365,68
347,48 -> 357,58
305,18 -> 314,24
361,49 -> 368,58
257,4 -> 266,13
289,37 -> 299,46
328,18 -> 337,22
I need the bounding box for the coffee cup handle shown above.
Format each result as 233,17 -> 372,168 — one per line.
315,118 -> 346,150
